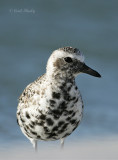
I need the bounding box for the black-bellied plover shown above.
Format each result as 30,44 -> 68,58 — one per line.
17,47 -> 101,151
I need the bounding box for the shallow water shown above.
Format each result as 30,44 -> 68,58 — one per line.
0,0 -> 118,148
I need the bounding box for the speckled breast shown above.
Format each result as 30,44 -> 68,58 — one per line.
17,82 -> 83,141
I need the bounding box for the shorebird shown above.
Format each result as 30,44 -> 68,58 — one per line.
17,47 -> 101,151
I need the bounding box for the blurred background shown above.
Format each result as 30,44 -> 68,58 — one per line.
0,0 -> 118,155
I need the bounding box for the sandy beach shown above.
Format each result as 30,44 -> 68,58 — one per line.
1,137 -> 118,160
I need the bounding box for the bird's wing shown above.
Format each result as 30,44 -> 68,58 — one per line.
18,74 -> 46,109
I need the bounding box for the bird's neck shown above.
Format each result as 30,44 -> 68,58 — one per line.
46,70 -> 75,87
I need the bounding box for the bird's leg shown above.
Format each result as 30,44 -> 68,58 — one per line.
34,140 -> 38,152
60,138 -> 64,149
30,139 -> 38,152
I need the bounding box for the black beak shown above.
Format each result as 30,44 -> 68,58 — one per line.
80,63 -> 101,78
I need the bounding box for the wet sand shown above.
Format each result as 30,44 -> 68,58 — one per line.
1,138 -> 118,160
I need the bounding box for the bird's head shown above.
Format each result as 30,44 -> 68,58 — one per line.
46,47 -> 101,79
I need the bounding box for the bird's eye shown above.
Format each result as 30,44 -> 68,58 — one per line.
64,57 -> 73,63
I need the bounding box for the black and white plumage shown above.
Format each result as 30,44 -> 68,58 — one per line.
17,47 -> 101,151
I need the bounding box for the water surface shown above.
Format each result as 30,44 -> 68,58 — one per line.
0,0 -> 118,148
